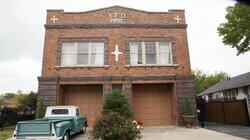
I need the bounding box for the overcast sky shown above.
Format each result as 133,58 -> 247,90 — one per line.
0,0 -> 249,94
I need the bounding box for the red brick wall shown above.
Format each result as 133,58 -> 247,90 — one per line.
41,6 -> 191,77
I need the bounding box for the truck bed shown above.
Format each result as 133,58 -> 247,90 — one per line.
16,118 -> 72,137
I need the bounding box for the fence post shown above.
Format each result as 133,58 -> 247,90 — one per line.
243,99 -> 250,125
221,101 -> 227,124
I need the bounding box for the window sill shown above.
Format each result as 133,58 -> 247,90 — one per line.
125,64 -> 179,68
54,65 -> 110,70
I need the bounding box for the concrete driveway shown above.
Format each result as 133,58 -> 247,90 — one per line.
71,126 -> 247,140
205,125 -> 250,140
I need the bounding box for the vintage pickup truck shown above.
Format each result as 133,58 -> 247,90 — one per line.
12,106 -> 87,140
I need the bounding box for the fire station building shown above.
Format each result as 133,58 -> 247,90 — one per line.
38,6 -> 196,126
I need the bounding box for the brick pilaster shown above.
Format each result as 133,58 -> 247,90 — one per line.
103,76 -> 110,98
124,76 -> 132,104
175,75 -> 198,126
37,77 -> 59,107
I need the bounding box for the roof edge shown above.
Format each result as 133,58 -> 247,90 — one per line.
47,5 -> 184,14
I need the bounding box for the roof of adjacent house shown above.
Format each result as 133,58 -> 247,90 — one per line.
198,72 -> 250,96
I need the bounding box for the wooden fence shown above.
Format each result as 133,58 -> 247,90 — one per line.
203,99 -> 250,125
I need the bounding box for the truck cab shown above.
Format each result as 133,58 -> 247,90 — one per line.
13,106 -> 87,140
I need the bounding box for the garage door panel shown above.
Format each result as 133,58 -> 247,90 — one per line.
132,84 -> 172,126
63,85 -> 102,127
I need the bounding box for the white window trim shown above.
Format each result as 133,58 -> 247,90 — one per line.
130,41 -> 174,66
61,42 -> 105,67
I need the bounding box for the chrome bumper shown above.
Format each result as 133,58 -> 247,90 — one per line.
12,136 -> 62,140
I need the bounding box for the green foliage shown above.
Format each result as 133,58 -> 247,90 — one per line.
0,126 -> 15,140
90,111 -> 141,140
193,69 -> 229,94
36,100 -> 45,119
217,3 -> 250,55
0,96 -> 4,107
183,98 -> 194,116
3,93 -> 15,100
90,89 -> 141,140
14,92 -> 37,111
103,89 -> 134,119
25,92 -> 37,111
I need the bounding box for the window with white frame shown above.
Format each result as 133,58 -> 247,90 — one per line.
145,42 -> 157,64
61,42 -> 104,66
130,42 -> 143,65
129,41 -> 172,65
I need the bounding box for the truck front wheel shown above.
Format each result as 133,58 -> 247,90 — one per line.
62,131 -> 69,140
80,126 -> 86,134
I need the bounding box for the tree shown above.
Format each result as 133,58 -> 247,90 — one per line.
217,3 -> 250,55
3,93 -> 15,100
193,69 -> 229,94
102,89 -> 134,119
0,96 -> 4,107
90,111 -> 141,140
25,92 -> 37,112
36,100 -> 46,119
14,92 -> 37,111
90,89 -> 141,140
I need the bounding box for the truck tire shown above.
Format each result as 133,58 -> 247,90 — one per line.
62,131 -> 69,140
80,126 -> 86,134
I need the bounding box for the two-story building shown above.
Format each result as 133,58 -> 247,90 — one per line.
38,6 -> 196,126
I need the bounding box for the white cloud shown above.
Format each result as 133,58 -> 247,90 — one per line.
0,58 -> 41,94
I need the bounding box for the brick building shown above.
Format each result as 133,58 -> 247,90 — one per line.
38,6 -> 196,126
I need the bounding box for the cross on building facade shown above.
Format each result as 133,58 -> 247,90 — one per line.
174,15 -> 181,23
111,45 -> 123,61
51,15 -> 58,23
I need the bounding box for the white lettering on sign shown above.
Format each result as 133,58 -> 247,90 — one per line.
108,13 -> 126,23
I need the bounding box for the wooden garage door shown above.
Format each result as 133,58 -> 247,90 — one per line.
63,85 -> 103,127
132,84 -> 171,126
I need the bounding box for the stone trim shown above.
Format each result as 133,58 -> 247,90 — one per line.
45,24 -> 187,29
125,42 -> 130,65
56,37 -> 109,67
125,37 -> 175,42
38,75 -> 193,83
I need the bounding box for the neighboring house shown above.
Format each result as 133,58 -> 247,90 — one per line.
37,6 -> 196,126
198,72 -> 250,116
1,100 -> 17,109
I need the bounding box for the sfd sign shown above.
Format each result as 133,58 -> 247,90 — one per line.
108,13 -> 126,23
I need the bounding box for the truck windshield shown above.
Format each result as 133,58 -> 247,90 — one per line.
51,109 -> 69,115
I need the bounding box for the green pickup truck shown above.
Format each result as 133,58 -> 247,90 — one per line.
12,106 -> 87,140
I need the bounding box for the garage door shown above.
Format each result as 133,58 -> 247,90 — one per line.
63,85 -> 103,127
132,84 -> 172,126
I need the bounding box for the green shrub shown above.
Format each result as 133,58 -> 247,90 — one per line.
90,89 -> 141,140
90,111 -> 141,140
36,100 -> 45,119
102,88 -> 134,119
183,98 -> 194,116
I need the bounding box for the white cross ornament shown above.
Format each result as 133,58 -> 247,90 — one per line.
51,15 -> 58,23
174,15 -> 181,23
111,45 -> 123,62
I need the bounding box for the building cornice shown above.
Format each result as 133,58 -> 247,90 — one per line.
44,24 -> 187,29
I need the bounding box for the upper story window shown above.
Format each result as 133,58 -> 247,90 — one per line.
61,42 -> 104,67
129,41 -> 172,66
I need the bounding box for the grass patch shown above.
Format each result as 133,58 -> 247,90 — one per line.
0,126 -> 15,140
